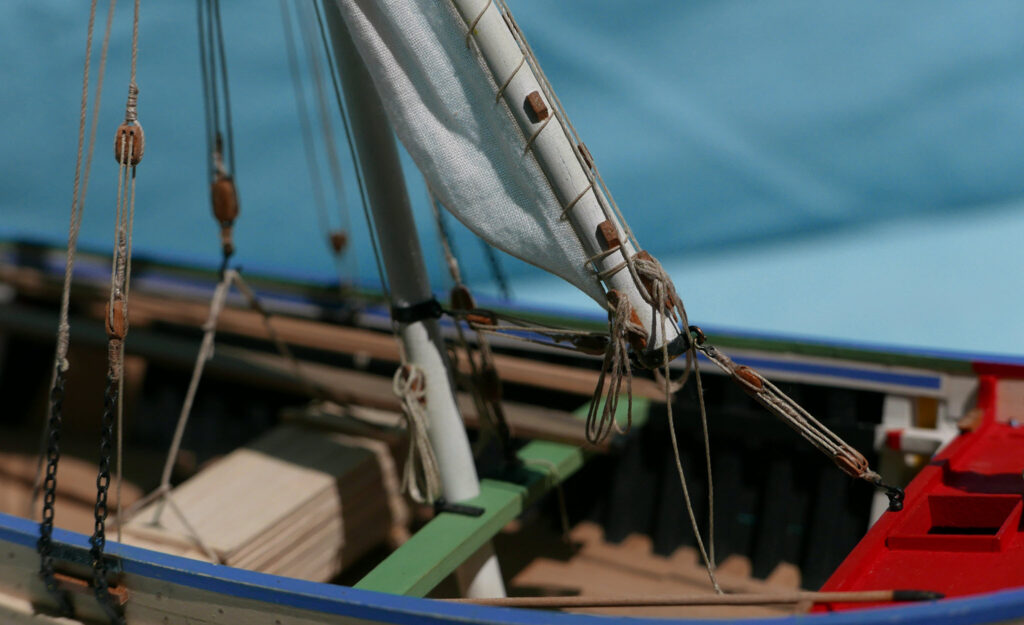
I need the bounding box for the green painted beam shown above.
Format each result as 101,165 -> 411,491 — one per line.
355,398 -> 649,597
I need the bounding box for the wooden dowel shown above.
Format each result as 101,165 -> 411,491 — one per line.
445,589 -> 942,609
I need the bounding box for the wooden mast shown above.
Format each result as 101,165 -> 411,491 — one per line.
319,1 -> 506,599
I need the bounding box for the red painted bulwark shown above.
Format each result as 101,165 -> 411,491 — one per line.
819,375 -> 1024,611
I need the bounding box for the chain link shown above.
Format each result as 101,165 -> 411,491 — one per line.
89,364 -> 125,625
37,365 -> 73,616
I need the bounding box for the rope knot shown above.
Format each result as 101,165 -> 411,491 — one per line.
633,251 -> 682,322
392,365 -> 441,504
607,289 -> 647,352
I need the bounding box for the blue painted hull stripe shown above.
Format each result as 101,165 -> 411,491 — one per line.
718,353 -> 943,390
2,512 -> 1024,624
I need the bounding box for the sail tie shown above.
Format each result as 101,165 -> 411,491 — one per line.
464,0 -> 494,49
393,365 -> 443,505
559,180 -> 594,221
495,54 -> 526,103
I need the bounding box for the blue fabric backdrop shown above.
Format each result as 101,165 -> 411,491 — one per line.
3,2 -> 1024,355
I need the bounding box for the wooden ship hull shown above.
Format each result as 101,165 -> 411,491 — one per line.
5,0 -> 1024,621
2,242 -> 1024,623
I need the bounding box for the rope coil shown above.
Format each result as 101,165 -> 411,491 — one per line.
393,365 -> 443,504
584,291 -> 642,445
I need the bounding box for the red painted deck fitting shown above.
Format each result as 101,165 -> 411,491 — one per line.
819,375 -> 1024,611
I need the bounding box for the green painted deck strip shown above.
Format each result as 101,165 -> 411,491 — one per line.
352,442 -> 582,597
354,398 -> 649,597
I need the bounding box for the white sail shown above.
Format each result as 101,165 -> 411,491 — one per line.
328,0 -> 605,304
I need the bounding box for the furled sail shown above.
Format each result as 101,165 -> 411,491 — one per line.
327,0 -> 606,303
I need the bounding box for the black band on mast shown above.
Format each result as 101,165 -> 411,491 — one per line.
391,298 -> 444,324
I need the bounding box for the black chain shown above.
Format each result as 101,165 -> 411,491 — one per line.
37,364 -> 73,616
89,365 -> 125,625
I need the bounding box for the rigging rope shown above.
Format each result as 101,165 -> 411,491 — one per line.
695,339 -> 904,510
630,253 -> 720,592
279,0 -> 359,293
113,269 -> 324,562
279,0 -> 332,270
36,0 -> 117,616
297,0 -> 355,277
197,0 -> 240,272
82,3 -> 145,622
428,187 -> 517,465
312,0 -> 376,300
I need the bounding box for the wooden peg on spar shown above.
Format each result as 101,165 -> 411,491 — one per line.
596,220 -> 621,252
525,90 -> 549,122
578,142 -> 594,170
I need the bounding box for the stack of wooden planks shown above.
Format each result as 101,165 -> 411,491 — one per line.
123,424 -> 408,582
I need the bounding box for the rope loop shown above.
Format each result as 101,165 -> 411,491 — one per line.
584,291 -> 644,445
393,365 -> 443,504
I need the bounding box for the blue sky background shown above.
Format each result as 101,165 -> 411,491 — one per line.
3,2 -> 1024,357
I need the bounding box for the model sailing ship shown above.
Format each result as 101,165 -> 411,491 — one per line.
0,1 -> 1023,623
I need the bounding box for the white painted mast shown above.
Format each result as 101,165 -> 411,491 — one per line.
321,3 -> 506,598
450,0 -> 686,364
